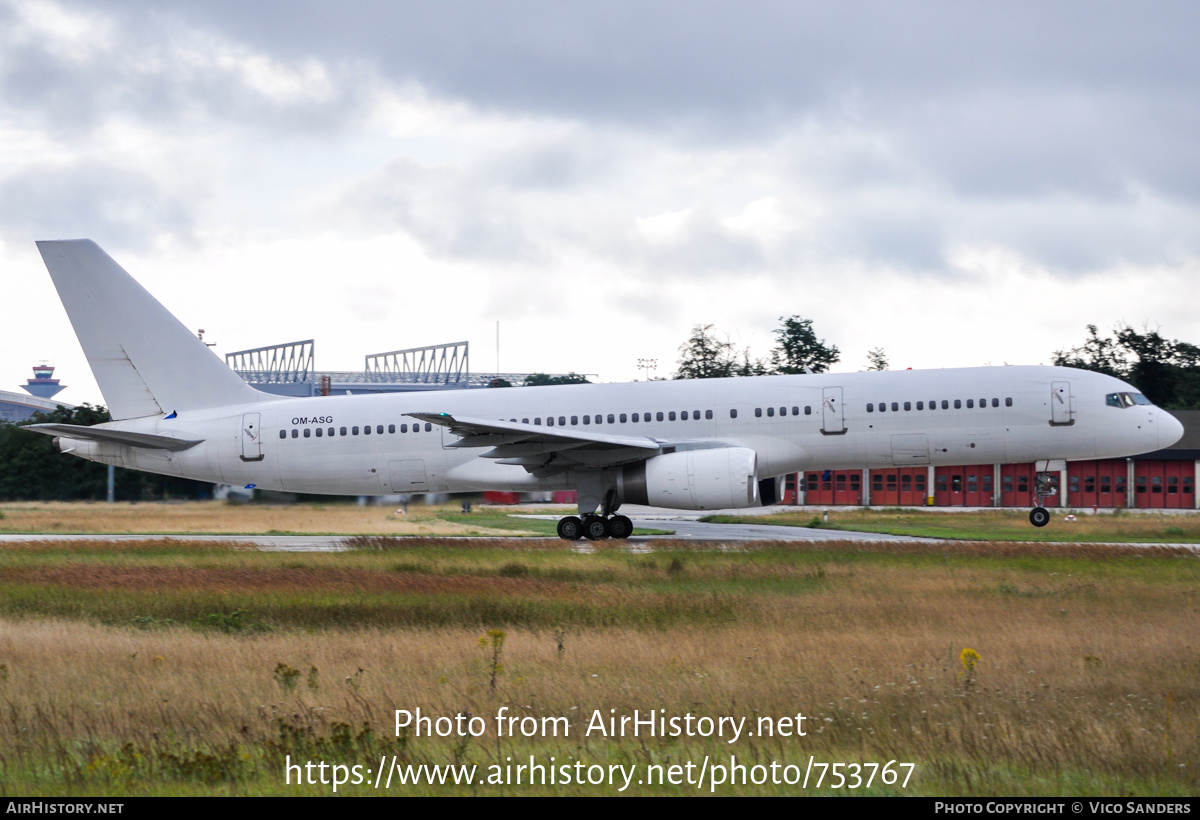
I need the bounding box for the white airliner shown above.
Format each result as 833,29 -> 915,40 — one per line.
29,240 -> 1184,537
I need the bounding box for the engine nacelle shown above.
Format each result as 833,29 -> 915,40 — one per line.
621,447 -> 759,510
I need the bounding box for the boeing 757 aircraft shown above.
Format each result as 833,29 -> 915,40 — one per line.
29,240 -> 1184,538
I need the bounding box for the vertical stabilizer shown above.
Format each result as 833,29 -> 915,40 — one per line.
37,239 -> 261,420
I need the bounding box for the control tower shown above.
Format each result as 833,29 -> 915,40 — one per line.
22,364 -> 65,400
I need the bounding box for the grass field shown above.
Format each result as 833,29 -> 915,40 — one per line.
1,536 -> 1198,796
0,500 -> 565,537
704,507 -> 1200,542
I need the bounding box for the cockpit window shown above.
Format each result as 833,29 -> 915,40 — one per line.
1106,392 -> 1153,408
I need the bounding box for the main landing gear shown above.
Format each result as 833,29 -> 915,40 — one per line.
1028,470 -> 1058,528
556,513 -> 633,541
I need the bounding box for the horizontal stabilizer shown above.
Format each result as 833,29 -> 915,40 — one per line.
27,423 -> 203,451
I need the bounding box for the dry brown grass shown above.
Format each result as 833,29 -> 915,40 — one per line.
1,539 -> 1198,795
0,500 -> 536,536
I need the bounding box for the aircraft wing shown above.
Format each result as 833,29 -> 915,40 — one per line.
26,423 -> 204,452
407,412 -> 661,471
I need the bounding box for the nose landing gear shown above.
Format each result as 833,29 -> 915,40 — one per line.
1029,470 -> 1058,528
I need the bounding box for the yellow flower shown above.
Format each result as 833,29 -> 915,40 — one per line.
960,648 -> 980,676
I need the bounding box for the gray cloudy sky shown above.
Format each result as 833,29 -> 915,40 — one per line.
2,0 -> 1199,404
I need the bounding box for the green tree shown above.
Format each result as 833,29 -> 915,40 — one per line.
523,373 -> 591,386
769,315 -> 840,375
0,404 -> 214,501
673,324 -> 736,379
1052,323 -> 1200,409
865,347 -> 889,371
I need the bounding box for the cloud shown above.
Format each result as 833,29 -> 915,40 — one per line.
0,160 -> 194,248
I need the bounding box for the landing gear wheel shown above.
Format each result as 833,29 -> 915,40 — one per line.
1029,507 -> 1050,528
582,514 -> 610,541
557,516 -> 584,541
607,515 -> 633,540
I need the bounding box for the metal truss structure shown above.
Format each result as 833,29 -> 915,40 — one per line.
225,340 -> 314,384
364,341 -> 469,385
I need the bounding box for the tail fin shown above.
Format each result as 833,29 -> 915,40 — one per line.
37,239 -> 261,421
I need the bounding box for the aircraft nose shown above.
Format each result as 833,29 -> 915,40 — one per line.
1159,411 -> 1185,450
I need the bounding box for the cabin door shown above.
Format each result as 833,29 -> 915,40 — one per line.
821,387 -> 846,435
240,413 -> 264,462
1050,381 -> 1074,426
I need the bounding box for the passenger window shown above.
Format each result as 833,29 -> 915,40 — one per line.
966,399 -> 974,409
657,412 -> 665,421
352,426 -> 359,435
1005,397 -> 1012,407
929,399 -> 936,409
425,423 -> 431,432
792,406 -> 799,415
991,398 -> 999,408
340,427 -> 347,436
941,400 -> 949,409
619,414 -> 627,423
571,416 -> 578,425
291,429 -> 298,438
891,402 -> 898,411
304,428 -> 311,438
916,401 -> 924,410
867,403 -> 874,412
547,417 -> 554,427
583,415 -> 590,424
705,409 -> 713,420
904,402 -> 911,411
767,407 -> 775,417
730,409 -> 737,419
388,424 -> 395,433
879,403 -> 886,413
755,408 -> 762,417
559,416 -> 566,426
804,406 -> 811,415
401,424 -> 408,433
979,398 -> 986,407
328,427 -> 334,437
693,411 -> 700,420
607,414 -> 615,424
364,425 -> 371,434
534,418 -> 541,425
279,430 -> 286,439
632,413 -> 640,422
954,400 -> 961,409
522,418 -> 529,424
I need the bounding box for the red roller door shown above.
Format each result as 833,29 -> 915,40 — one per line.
1067,460 -> 1127,508
934,466 -> 994,506
870,468 -> 928,505
1134,461 -> 1195,509
805,470 -> 863,505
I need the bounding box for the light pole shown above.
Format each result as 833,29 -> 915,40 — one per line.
637,358 -> 658,381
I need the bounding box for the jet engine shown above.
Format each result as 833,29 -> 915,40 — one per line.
620,447 -> 759,510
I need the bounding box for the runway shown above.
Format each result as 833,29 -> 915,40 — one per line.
1,518 -> 1196,550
